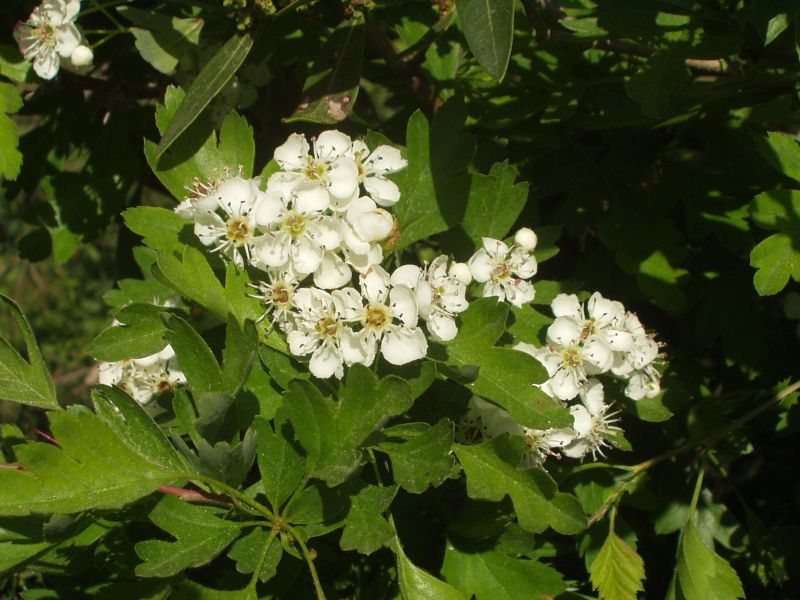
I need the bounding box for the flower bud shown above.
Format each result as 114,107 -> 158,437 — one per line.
514,227 -> 538,250
448,262 -> 472,285
71,45 -> 94,67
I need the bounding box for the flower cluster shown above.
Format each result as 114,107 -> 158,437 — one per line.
14,0 -> 93,80
98,345 -> 186,406
458,292 -> 662,468
175,130 -> 541,379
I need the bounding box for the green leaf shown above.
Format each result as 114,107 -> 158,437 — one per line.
756,132 -> 800,183
252,415 -> 305,511
228,527 -> 282,583
155,246 -> 228,318
0,406 -> 190,516
378,419 -> 455,493
0,540 -> 52,577
340,484 -> 398,555
589,528 -> 646,600
155,32 -> 254,158
222,315 -> 258,395
394,99 -> 475,250
118,7 -> 203,74
0,44 -> 32,83
165,314 -> 225,396
675,520 -> 744,600
453,436 -> 587,534
394,536 -> 467,600
135,495 -> 244,578
0,295 -> 58,410
750,188 -> 800,231
0,82 -> 22,180
459,161 -> 528,248
750,232 -> 800,296
624,50 -> 690,117
439,298 -> 570,429
145,86 -> 256,201
455,0 -> 515,81
123,206 -> 188,253
283,366 -> 413,485
88,303 -> 168,361
441,543 -> 567,600
172,581 -> 256,599
286,14 -> 364,124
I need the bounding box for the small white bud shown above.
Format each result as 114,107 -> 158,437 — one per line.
70,45 -> 94,67
449,262 -> 472,285
514,227 -> 538,251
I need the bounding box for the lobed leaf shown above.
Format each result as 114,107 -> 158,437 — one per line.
589,528 -> 646,600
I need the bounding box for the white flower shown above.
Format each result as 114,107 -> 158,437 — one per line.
514,227 -> 538,251
520,427 -> 576,469
358,266 -> 428,366
184,176 -> 263,267
468,237 -> 537,308
98,345 -> 186,405
349,140 -> 407,207
391,255 -> 469,342
271,131 -> 359,209
14,0 -> 82,79
252,187 -> 341,276
549,292 -> 633,352
515,341 -> 612,402
624,365 -> 661,401
345,195 -> 394,243
249,268 -> 301,328
286,287 -> 366,379
562,381 -> 621,460
175,175 -> 223,219
69,43 -> 92,67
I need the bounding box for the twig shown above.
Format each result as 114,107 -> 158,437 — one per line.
158,484 -> 234,507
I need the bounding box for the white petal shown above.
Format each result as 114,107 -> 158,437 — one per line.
291,236 -> 323,274
509,248 -> 538,279
353,208 -> 393,242
33,49 -> 60,79
288,330 -> 318,357
315,130 -> 352,160
449,262 -> 472,285
253,191 -> 285,227
503,279 -> 535,307
550,370 -> 582,401
563,439 -> 590,459
364,176 -> 401,207
381,327 -> 427,365
605,330 -> 635,352
327,158 -> 359,199
193,212 -> 226,246
254,233 -> 290,268
570,405 -> 593,436
390,265 -> 422,290
482,237 -> 509,258
551,294 -> 582,320
267,171 -> 304,196
309,343 -> 343,379
468,249 -> 493,282
340,220 -> 371,255
307,219 -> 342,251
339,327 -> 367,365
274,133 -> 309,170
428,311 -> 458,341
547,317 -> 582,346
314,252 -> 352,289
332,287 -> 363,321
361,266 -> 390,304
582,338 -> 614,373
580,380 -> 606,416
294,183 -> 330,214
56,23 -> 80,57
389,285 -> 419,326
364,145 -> 407,174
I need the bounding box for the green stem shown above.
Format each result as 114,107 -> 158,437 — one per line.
285,524 -> 327,600
687,462 -> 705,517
88,0 -> 127,32
178,473 -> 274,522
246,527 -> 279,591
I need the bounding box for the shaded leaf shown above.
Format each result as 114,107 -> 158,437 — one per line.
456,0 -> 515,81
340,484 -> 398,555
118,7 -> 203,74
379,419 -> 455,493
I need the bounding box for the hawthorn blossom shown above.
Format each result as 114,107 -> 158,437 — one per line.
98,345 -> 186,405
185,176 -> 263,267
349,140 -> 408,207
358,266 -> 427,366
468,236 -> 537,307
562,381 -> 621,460
14,0 -> 83,80
252,187 -> 341,276
391,255 -> 469,342
271,131 -> 359,209
249,267 -> 301,328
549,292 -> 634,352
286,287 -> 366,379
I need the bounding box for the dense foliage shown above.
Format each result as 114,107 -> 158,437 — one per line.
1,0 -> 799,598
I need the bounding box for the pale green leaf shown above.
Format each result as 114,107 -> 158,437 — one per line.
675,521 -> 744,600
756,132 -> 800,183
589,529 -> 646,600
0,295 -> 58,410
88,303 -> 167,361
750,232 -> 800,295
123,206 -> 188,253
0,82 -> 22,180
394,537 -> 466,600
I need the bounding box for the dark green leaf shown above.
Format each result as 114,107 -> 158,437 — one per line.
340,484 -> 397,555
118,7 -> 203,74
625,50 -> 690,117
379,419 -> 455,493
455,0 -> 515,81
453,436 -> 586,535
228,527 -> 282,583
135,496 -> 244,577
286,14 -> 364,124
155,32 -> 254,158
252,415 -> 305,511
165,315 -> 225,396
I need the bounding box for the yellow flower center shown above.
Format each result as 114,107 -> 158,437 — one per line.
363,304 -> 391,331
282,211 -> 307,239
226,217 -> 250,245
315,315 -> 340,339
